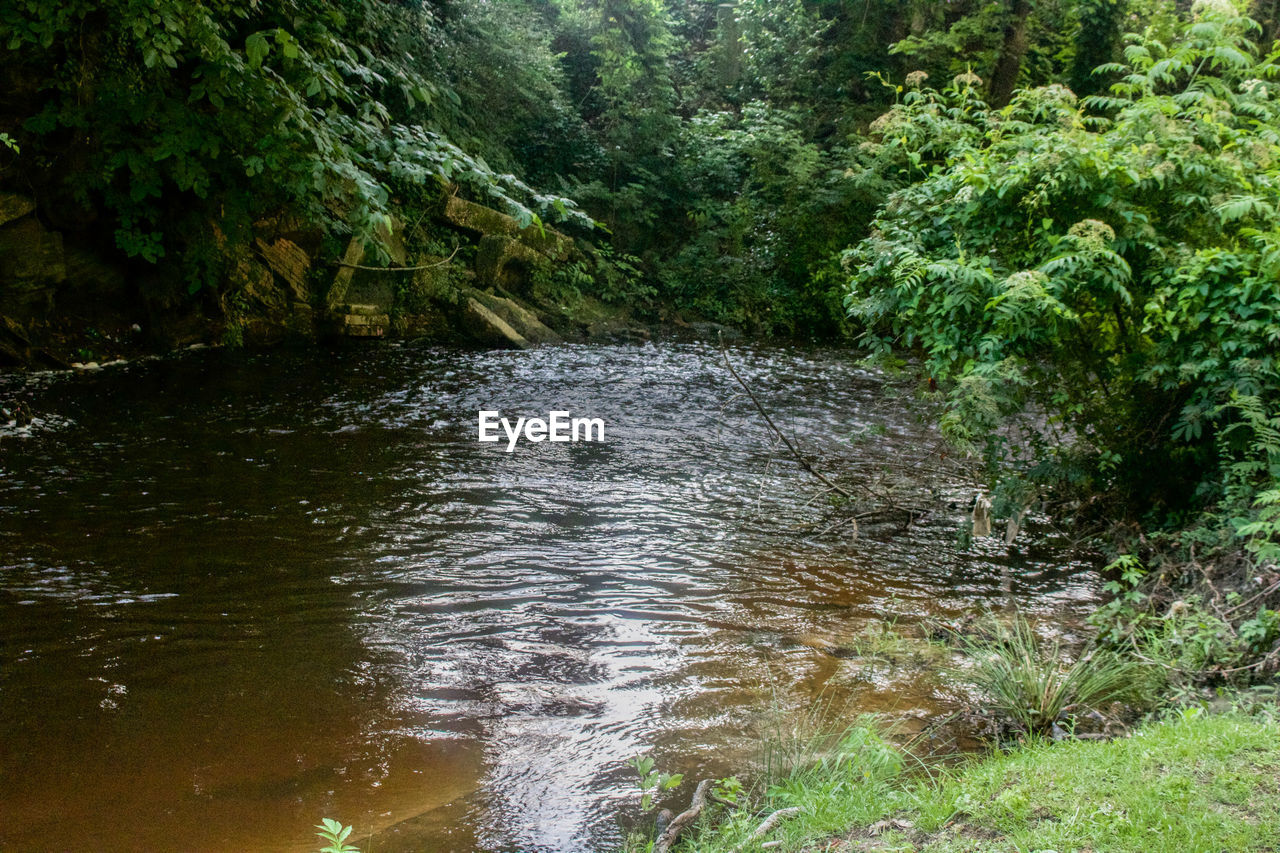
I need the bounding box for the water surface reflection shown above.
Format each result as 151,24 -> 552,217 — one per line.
0,343 -> 1099,852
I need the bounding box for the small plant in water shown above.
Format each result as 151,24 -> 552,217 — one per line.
315,818 -> 359,853
627,755 -> 683,811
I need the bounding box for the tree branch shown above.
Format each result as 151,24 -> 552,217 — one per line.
719,334 -> 854,500
330,246 -> 460,272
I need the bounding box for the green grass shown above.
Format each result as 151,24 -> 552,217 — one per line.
670,708 -> 1280,852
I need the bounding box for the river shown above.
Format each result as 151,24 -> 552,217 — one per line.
0,341 -> 1100,852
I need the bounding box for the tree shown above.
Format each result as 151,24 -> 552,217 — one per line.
990,0 -> 1035,105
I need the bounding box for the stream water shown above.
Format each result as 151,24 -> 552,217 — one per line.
0,342 -> 1100,852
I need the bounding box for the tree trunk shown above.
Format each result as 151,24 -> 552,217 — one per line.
988,0 -> 1032,106
1070,0 -> 1128,97
1251,0 -> 1280,50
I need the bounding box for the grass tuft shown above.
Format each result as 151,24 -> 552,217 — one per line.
955,614 -> 1146,734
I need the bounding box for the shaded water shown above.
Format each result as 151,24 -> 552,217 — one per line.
0,342 -> 1099,852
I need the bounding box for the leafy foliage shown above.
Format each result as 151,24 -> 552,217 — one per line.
844,4 -> 1280,529
1091,552 -> 1280,689
627,754 -> 683,812
0,0 -> 588,286
314,818 -> 358,853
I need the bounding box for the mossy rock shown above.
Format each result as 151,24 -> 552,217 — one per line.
0,217 -> 66,315
442,196 -> 574,260
460,296 -> 529,349
475,235 -> 547,292
466,288 -> 560,345
0,193 -> 36,228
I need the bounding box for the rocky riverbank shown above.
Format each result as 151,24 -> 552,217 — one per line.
0,188 -> 698,370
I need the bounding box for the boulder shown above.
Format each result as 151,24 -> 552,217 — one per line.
254,237 -> 311,301
339,312 -> 389,337
406,259 -> 463,308
475,234 -> 546,292
252,213 -> 324,257
0,315 -> 31,366
230,255 -> 287,315
0,193 -> 36,227
587,319 -> 651,343
0,217 -> 66,314
442,195 -> 574,260
393,304 -> 451,339
468,289 -> 560,345
462,297 -> 529,349
288,302 -> 315,338
221,251 -> 313,345
329,303 -> 388,338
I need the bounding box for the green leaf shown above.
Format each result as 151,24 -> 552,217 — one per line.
245,32 -> 270,68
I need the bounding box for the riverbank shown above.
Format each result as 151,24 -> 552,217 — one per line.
635,703 -> 1280,853
0,188 -> 698,371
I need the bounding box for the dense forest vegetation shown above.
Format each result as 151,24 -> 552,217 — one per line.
2,1 -> 1279,663
4,3 -> 1280,850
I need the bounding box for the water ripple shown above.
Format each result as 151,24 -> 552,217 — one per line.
0,342 -> 1100,853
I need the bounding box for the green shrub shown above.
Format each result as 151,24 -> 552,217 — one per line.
1,0 -> 589,288
844,5 -> 1280,526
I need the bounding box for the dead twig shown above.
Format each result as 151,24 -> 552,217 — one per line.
1222,577 -> 1280,618
818,514 -> 858,538
1128,647 -> 1278,676
801,486 -> 838,510
652,779 -> 712,853
718,334 -> 855,500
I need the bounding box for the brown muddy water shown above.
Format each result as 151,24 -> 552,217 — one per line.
0,342 -> 1100,852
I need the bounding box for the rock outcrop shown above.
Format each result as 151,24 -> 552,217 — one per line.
0,193 -> 36,227
467,289 -> 560,345
223,251 -> 295,346
0,187 -> 616,366
254,237 -> 311,301
461,297 -> 530,349
441,195 -> 574,261
335,303 -> 389,338
0,201 -> 66,314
